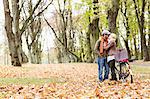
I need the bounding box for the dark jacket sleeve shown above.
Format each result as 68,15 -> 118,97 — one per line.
94,40 -> 100,56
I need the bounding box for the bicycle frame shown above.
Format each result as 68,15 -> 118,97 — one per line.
114,61 -> 133,83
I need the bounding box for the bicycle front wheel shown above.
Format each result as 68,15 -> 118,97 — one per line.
119,62 -> 130,81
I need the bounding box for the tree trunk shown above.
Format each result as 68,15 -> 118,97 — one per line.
79,31 -> 84,62
133,0 -> 143,59
57,48 -> 62,63
27,19 -> 42,64
91,0 -> 100,52
141,0 -> 149,61
68,0 -> 74,52
148,33 -> 150,55
133,0 -> 149,61
133,37 -> 138,59
3,0 -> 21,66
124,40 -> 131,59
61,0 -> 68,51
85,0 -> 100,63
107,0 -> 120,34
85,14 -> 93,62
148,4 -> 150,58
143,33 -> 149,61
11,0 -> 28,64
31,40 -> 42,64
121,0 -> 131,59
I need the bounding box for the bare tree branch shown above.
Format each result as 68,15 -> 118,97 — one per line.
19,0 -> 25,14
29,18 -> 42,48
44,16 -> 64,46
20,0 -> 42,34
20,0 -> 53,36
44,16 -> 81,61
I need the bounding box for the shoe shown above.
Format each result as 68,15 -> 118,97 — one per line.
114,78 -> 117,81
110,78 -> 114,81
97,80 -> 103,84
110,78 -> 117,81
103,78 -> 108,81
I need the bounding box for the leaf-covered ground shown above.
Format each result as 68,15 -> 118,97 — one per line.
0,62 -> 149,98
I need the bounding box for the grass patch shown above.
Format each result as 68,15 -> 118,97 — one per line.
0,77 -> 62,85
0,92 -> 7,99
132,65 -> 150,74
132,65 -> 150,79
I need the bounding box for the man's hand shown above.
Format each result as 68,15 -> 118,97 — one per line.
99,53 -> 103,57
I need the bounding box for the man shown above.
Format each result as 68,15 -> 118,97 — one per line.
94,30 -> 110,82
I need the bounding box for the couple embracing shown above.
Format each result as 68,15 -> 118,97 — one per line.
94,30 -> 117,82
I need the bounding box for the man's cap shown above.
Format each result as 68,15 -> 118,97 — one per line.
102,30 -> 111,35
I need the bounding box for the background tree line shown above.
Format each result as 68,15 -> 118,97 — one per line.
2,0 -> 150,66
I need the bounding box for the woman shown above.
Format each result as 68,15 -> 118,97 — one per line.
104,33 -> 117,81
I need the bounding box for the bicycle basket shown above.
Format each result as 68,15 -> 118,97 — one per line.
115,48 -> 128,62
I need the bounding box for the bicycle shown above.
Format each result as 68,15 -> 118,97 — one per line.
114,49 -> 133,83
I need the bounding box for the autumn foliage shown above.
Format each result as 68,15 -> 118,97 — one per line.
0,64 -> 149,98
